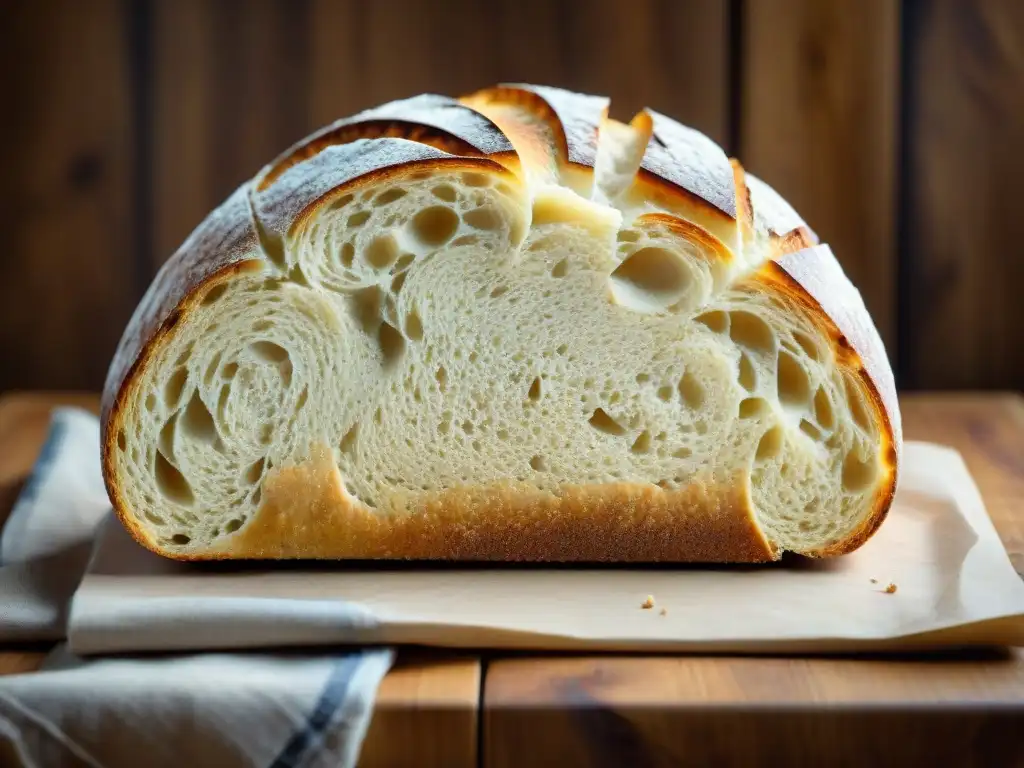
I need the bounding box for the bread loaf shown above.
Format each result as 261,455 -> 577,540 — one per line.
102,84 -> 901,562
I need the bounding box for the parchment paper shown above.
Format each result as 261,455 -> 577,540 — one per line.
68,442 -> 1024,655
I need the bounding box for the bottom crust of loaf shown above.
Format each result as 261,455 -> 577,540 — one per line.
115,442 -> 787,562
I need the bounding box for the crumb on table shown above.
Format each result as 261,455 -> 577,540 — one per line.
885,582 -> 897,594
870,578 -> 878,584
641,595 -> 655,610
659,607 -> 668,616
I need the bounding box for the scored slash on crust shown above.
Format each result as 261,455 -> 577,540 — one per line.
101,83 -> 901,563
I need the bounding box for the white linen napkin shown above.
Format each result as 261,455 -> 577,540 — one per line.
0,407 -> 393,768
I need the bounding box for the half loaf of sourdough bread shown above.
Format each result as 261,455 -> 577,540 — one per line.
102,84 -> 901,562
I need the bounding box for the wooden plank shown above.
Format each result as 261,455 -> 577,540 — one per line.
902,0 -> 1024,389
150,0 -> 311,265
360,655 -> 480,768
484,393 -> 1024,767
0,1 -> 137,392
308,0 -> 730,144
0,392 -> 482,767
741,0 -> 899,355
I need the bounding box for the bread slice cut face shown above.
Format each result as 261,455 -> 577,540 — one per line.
102,85 -> 901,562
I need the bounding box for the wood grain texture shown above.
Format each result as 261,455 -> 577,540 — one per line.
151,0 -> 310,264
902,0 -> 1024,389
359,655 -> 480,768
308,0 -> 730,146
741,0 -> 899,357
0,1 -> 137,392
484,393 -> 1024,767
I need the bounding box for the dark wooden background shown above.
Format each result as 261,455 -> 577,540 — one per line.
1,0 -> 1021,393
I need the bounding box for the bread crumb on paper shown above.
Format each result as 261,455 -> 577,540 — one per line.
659,607 -> 668,616
884,582 -> 897,594
870,578 -> 878,584
641,595 -> 655,610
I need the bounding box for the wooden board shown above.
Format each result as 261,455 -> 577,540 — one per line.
901,0 -> 1024,389
0,1 -> 138,392
0,392 -> 481,768
484,393 -> 1024,767
740,0 -> 900,356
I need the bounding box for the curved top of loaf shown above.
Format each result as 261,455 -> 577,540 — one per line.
102,83 -> 899,483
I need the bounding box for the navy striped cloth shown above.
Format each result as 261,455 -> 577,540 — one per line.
0,408 -> 393,767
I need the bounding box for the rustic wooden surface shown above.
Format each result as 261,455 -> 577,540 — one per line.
902,0 -> 1024,389
0,0 -> 138,392
484,393 -> 1024,767
741,0 -> 900,354
0,393 -> 482,768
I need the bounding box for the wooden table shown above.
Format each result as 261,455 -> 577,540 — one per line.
2,392 -> 1023,765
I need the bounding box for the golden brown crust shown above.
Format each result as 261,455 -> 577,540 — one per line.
257,94 -> 517,192
199,444 -> 777,563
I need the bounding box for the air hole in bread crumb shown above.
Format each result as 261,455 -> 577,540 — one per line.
405,310 -> 424,341
729,311 -> 775,355
331,193 -> 354,210
696,310 -> 729,334
222,362 -> 239,381
678,372 -> 705,409
814,387 -> 835,429
201,283 -> 228,306
348,210 -> 371,228
340,242 -> 355,267
158,417 -> 177,459
155,451 -> 194,506
144,510 -> 165,525
352,286 -> 384,333
635,373 -> 650,384
631,431 -> 652,454
295,387 -> 308,411
225,518 -> 244,533
609,247 -> 691,313
793,331 -> 822,362
617,229 -> 641,243
490,285 -> 508,299
589,408 -> 626,436
250,341 -> 289,364
738,353 -> 758,391
390,272 -> 408,295
411,206 -> 459,246
378,319 -> 405,366
374,187 -> 408,206
461,172 -> 491,187
530,455 -> 548,471
551,258 -> 569,278
657,386 -> 673,401
673,446 -> 692,459
180,390 -> 217,443
435,366 -> 448,392
464,206 -> 502,230
171,534 -> 190,545
430,184 -> 457,202
842,451 -> 877,491
800,419 -> 824,441
365,233 -> 400,270
144,393 -> 157,412
777,349 -> 811,406
755,425 -> 784,462
164,368 -> 189,409
528,377 -> 543,401
739,397 -> 770,419
244,457 -> 265,485
117,430 -> 127,452
844,374 -> 873,433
